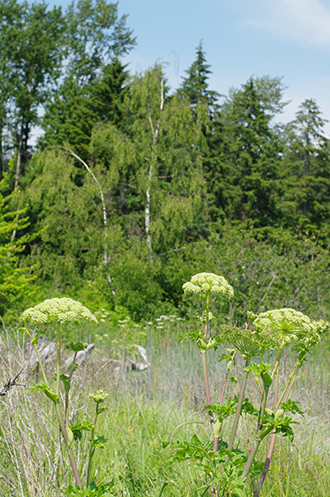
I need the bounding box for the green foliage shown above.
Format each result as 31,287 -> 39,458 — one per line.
28,382 -> 59,404
64,481 -> 115,497
0,0 -> 65,170
0,178 -> 35,317
281,99 -> 330,227
41,59 -> 129,160
178,270 -> 329,495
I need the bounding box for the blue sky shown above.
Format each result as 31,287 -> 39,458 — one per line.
39,0 -> 330,135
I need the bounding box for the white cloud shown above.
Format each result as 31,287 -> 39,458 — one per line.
241,0 -> 330,47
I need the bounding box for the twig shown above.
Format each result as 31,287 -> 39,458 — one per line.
0,368 -> 25,396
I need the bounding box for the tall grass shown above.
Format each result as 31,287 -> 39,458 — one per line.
0,318 -> 330,496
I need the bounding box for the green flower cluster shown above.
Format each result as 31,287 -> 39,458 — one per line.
219,325 -> 260,358
183,272 -> 234,299
248,308 -> 328,348
89,390 -> 109,404
21,297 -> 98,325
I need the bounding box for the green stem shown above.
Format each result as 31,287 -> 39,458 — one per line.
242,342 -> 284,481
55,322 -> 82,489
56,400 -> 82,488
254,351 -> 305,492
242,424 -> 273,478
271,340 -> 285,381
65,352 -> 77,429
87,404 -> 99,487
25,330 -> 48,384
56,322 -> 61,398
257,386 -> 269,432
201,351 -> 214,431
275,353 -> 305,411
228,359 -> 249,451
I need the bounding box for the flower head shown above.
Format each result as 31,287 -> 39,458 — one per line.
248,308 -> 328,348
21,297 -> 98,325
183,272 -> 234,300
89,390 -> 109,404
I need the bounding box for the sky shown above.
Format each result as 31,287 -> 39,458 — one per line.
35,0 -> 330,135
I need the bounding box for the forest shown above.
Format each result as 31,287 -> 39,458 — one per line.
1,0 -> 330,324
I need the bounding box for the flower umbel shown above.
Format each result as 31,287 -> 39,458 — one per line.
248,308 -> 328,348
183,272 -> 234,300
21,297 -> 98,325
89,390 -> 109,404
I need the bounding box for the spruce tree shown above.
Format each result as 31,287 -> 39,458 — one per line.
40,59 -> 129,160
178,40 -> 219,121
216,78 -> 285,226
282,99 -> 330,228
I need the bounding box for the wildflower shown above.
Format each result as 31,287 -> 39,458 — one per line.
183,272 -> 234,299
89,390 -> 109,404
248,308 -> 328,348
21,297 -> 98,325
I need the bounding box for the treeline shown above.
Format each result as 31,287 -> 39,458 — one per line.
1,0 -> 330,323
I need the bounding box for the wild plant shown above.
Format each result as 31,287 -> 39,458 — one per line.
20,297 -> 111,494
174,272 -> 328,496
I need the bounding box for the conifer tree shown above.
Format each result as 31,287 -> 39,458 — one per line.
282,99 -> 330,227
40,59 -> 129,160
216,78 -> 285,226
178,40 -> 219,119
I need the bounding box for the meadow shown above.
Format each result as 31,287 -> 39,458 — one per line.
1,309 -> 330,497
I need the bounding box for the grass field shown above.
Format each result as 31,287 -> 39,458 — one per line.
0,317 -> 330,496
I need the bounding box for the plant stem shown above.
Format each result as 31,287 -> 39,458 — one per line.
228,358 -> 249,451
87,404 -> 99,487
242,423 -> 273,479
56,399 -> 82,488
55,322 -> 82,488
257,386 -> 269,433
56,322 -> 61,398
220,351 -> 236,406
242,340 -> 285,480
255,352 -> 306,494
242,382 -> 270,480
255,431 -> 276,496
201,351 -> 214,431
65,352 -> 77,429
275,353 -> 305,411
25,330 -> 47,384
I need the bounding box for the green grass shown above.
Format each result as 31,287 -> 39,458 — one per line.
1,319 -> 330,496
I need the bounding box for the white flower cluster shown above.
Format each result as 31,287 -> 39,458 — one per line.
248,308 -> 328,347
183,272 -> 234,299
21,297 -> 98,325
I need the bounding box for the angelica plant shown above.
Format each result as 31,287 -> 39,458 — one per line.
21,297 -> 98,489
177,272 -> 329,497
182,273 -> 234,438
